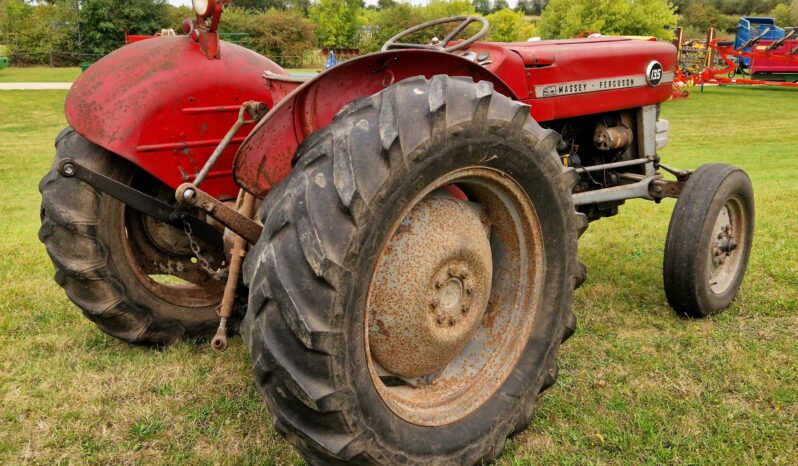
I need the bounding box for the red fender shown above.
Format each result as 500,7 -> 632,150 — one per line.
233,49 -> 520,198
66,36 -> 287,199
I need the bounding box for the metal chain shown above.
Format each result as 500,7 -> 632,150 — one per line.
182,219 -> 228,280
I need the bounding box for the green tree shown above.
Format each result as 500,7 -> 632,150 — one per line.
2,0 -> 80,64
230,0 -> 288,10
539,0 -> 677,40
308,0 -> 363,48
485,7 -> 536,41
255,8 -> 317,65
78,0 -> 170,55
219,8 -> 317,66
770,3 -> 792,24
359,0 -> 476,52
792,0 -> 798,24
492,0 -> 508,12
358,2 -> 418,51
167,5 -> 193,31
472,0 -> 491,14
515,0 -> 542,15
377,0 -> 396,10
421,0 -> 476,20
679,2 -> 737,32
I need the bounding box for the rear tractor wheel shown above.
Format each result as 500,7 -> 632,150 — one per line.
39,128 -> 230,345
241,76 -> 587,464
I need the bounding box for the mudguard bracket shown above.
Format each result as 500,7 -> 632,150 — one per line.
57,158 -> 223,250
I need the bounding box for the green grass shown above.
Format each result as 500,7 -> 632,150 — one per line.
0,66 -> 318,84
0,86 -> 796,464
287,67 -> 321,74
0,66 -> 82,83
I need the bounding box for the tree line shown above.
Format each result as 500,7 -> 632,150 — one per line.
1,0 -> 797,67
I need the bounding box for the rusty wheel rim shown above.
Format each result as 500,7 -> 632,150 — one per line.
365,167 -> 544,426
119,177 -> 225,308
708,196 -> 747,295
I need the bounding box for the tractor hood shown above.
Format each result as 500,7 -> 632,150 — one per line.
464,37 -> 677,121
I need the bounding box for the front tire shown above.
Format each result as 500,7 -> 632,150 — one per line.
39,128 -> 227,345
663,163 -> 754,318
241,76 -> 586,463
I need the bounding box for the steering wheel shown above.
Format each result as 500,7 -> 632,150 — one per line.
381,16 -> 489,53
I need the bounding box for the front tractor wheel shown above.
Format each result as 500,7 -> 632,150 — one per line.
241,76 -> 586,464
663,163 -> 754,318
39,128 -> 228,345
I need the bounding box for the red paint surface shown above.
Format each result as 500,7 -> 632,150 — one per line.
749,40 -> 798,74
235,39 -> 676,198
65,36 -> 287,200
234,49 -> 518,197
68,35 -> 676,202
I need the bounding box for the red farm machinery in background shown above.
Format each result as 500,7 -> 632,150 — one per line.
673,18 -> 798,97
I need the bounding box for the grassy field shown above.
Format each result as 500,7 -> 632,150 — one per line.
0,67 -> 83,83
0,66 -> 319,84
0,85 -> 796,465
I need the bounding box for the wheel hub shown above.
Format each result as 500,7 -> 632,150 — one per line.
429,263 -> 477,327
708,200 -> 745,293
712,221 -> 737,267
143,215 -> 193,256
368,195 -> 492,379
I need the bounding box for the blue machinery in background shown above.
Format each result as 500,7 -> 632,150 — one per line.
734,17 -> 786,68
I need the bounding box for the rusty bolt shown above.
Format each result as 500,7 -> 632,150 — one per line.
61,162 -> 75,177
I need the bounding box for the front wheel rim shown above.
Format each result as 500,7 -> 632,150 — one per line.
364,167 -> 545,427
708,195 -> 748,294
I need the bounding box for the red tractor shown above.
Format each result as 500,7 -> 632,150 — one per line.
39,4 -> 755,464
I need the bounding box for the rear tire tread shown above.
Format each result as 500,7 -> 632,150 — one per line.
39,128 -> 224,345
242,76 -> 582,464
